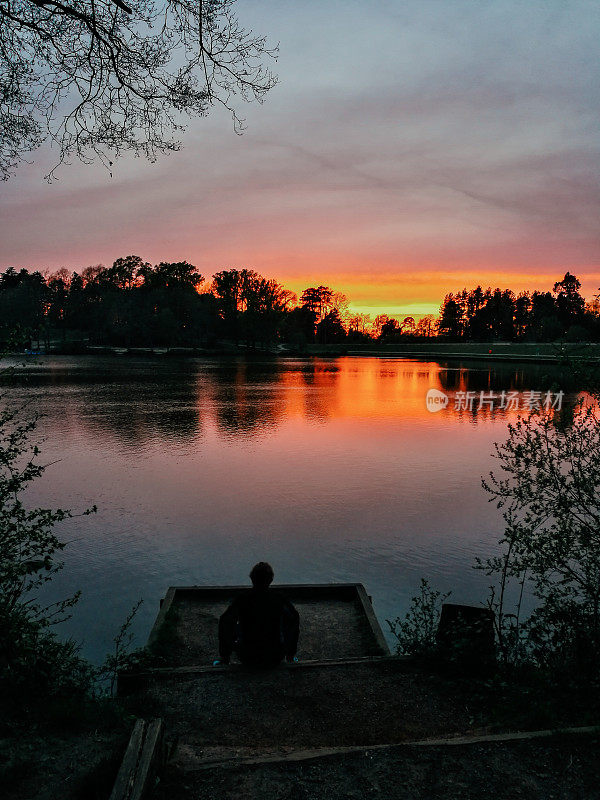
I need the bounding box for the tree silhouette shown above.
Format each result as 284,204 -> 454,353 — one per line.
3,265 -> 600,349
300,286 -> 334,322
438,294 -> 464,339
0,0 -> 277,180
400,316 -> 416,335
379,317 -> 399,339
553,272 -> 586,327
0,268 -> 47,347
316,308 -> 345,344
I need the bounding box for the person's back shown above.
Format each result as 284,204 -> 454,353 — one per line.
217,562 -> 299,667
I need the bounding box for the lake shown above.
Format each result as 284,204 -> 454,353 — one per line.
1,355 -> 574,662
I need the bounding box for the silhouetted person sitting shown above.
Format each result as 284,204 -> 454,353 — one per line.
215,562 -> 299,667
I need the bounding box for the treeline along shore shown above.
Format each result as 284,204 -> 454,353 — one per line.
2,257 -> 600,354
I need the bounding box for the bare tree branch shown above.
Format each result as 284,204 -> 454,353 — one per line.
0,0 -> 278,180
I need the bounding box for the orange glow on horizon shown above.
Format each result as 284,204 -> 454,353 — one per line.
278,269 -> 600,320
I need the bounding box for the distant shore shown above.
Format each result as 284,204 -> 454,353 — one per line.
10,340 -> 600,365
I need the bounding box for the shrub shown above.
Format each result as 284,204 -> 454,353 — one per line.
386,579 -> 450,657
0,377 -> 96,716
477,401 -> 600,676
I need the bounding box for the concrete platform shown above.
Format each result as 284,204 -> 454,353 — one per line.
145,583 -> 390,668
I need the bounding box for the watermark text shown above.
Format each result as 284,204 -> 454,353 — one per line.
426,388 -> 564,413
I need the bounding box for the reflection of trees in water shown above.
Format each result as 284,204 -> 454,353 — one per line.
437,368 -> 466,392
211,358 -> 287,435
299,360 -> 340,385
210,357 -> 341,431
437,363 -> 575,394
11,356 -> 330,444
13,360 -> 203,447
436,362 -> 582,424
80,372 -> 201,446
50,357 -> 289,444
297,359 -> 340,422
7,357 -> 588,447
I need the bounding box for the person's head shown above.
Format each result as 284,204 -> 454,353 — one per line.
250,562 -> 274,589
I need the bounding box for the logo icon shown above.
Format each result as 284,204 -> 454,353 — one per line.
426,388 -> 449,413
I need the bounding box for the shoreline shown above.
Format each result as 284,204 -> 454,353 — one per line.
8,341 -> 600,366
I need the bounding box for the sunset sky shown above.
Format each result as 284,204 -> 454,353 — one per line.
1,0 -> 599,317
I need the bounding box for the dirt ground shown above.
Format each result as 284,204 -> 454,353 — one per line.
136,660 -> 474,760
1,729 -> 126,800
151,733 -> 600,800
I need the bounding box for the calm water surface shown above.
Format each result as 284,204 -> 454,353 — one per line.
2,355 -> 574,662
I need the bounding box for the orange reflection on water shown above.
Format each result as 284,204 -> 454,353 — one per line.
18,355 -> 575,451
276,357 -> 564,425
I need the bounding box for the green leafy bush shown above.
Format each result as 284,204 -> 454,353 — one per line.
478,402 -> 600,677
386,579 -> 450,657
0,377 -> 97,717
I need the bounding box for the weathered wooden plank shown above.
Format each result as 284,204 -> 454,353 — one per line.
146,587 -> 177,649
355,583 -> 391,655
109,718 -> 165,800
186,724 -> 600,771
109,718 -> 145,800
130,719 -> 164,800
118,655 -> 409,691
165,583 -> 362,601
